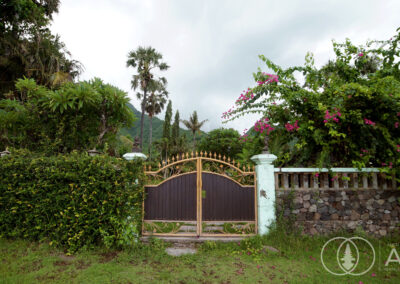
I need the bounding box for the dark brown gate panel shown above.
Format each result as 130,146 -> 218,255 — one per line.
144,173 -> 196,220
201,173 -> 255,221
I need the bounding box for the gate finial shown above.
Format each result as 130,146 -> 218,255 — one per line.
262,135 -> 270,154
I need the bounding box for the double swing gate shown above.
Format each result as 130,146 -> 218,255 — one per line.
142,152 -> 257,237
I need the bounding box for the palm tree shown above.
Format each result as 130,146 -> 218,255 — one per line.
181,111 -> 208,148
143,80 -> 168,158
126,46 -> 169,148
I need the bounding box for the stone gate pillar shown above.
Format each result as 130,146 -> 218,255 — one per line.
251,153 -> 277,235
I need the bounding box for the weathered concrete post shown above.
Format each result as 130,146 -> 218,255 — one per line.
251,136 -> 277,235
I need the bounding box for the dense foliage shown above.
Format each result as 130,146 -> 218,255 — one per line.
0,150 -> 144,252
197,128 -> 243,159
0,0 -> 81,96
225,29 -> 400,172
0,78 -> 134,154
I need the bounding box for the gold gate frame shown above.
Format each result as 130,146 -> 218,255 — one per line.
142,151 -> 257,237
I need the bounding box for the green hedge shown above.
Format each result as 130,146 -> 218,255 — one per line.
0,150 -> 144,252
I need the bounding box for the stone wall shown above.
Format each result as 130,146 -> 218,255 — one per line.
275,189 -> 400,236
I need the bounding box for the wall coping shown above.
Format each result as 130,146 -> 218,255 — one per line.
274,167 -> 380,173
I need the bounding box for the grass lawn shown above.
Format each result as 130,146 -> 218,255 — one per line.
1,231 -> 399,284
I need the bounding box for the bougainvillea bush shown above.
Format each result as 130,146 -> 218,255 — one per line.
224,28 -> 400,174
0,150 -> 144,252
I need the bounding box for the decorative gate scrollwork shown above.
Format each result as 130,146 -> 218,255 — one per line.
142,151 -> 257,236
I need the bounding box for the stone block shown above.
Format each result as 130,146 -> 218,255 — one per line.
351,210 -> 361,221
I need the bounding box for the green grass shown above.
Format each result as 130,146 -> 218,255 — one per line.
1,230 -> 399,283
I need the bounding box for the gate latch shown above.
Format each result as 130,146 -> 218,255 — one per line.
202,189 -> 206,199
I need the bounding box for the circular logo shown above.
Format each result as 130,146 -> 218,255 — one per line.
320,236 -> 375,276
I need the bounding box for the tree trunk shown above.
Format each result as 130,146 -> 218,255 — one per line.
149,115 -> 153,159
139,89 -> 147,149
193,132 -> 196,149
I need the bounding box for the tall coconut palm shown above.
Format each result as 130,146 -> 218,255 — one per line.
143,80 -> 168,157
126,46 -> 169,148
181,111 -> 208,148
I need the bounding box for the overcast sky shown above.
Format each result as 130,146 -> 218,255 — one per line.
51,0 -> 400,133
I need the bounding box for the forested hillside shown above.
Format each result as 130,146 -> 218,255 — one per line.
120,103 -> 204,148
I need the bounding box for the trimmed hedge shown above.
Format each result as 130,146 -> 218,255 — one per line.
0,150 -> 144,252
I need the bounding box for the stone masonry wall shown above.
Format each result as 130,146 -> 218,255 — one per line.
275,189 -> 400,236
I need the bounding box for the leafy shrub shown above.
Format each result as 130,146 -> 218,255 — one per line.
0,78 -> 135,154
0,150 -> 144,252
197,128 -> 243,159
224,29 -> 400,171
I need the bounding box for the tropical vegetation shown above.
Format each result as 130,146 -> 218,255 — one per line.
0,78 -> 134,155
0,0 -> 82,96
224,28 -> 400,174
181,110 -> 208,148
126,46 -> 169,148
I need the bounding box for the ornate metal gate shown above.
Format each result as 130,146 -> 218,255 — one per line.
142,152 -> 257,237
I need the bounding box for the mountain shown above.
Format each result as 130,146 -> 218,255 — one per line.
120,103 -> 203,148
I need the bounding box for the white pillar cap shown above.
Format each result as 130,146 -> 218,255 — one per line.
251,153 -> 277,165
123,152 -> 147,160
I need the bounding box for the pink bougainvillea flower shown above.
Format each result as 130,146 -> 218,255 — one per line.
371,273 -> 376,277
324,109 -> 341,123
358,52 -> 364,57
364,118 -> 376,126
315,173 -> 319,177
395,122 -> 399,128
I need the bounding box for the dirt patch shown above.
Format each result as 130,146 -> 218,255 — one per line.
21,259 -> 43,273
99,251 -> 119,263
36,274 -> 57,282
74,259 -> 91,270
53,260 -> 71,267
58,254 -> 75,262
56,266 -> 68,273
